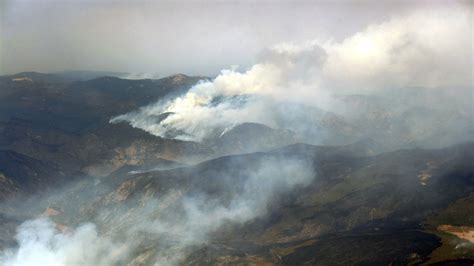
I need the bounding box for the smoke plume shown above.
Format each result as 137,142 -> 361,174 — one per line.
112,7 -> 472,147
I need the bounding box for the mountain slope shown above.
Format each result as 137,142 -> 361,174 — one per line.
13,142 -> 472,265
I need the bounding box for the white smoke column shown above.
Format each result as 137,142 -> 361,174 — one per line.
111,64 -> 285,141
0,218 -> 130,266
112,6 -> 472,142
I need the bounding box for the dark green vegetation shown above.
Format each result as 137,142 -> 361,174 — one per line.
0,72 -> 472,265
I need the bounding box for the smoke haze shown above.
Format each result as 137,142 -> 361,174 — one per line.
1,157 -> 314,265
1,0 -> 469,76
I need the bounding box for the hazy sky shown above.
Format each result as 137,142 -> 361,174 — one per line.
0,0 -> 471,76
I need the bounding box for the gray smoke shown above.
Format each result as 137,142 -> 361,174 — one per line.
0,157 -> 314,265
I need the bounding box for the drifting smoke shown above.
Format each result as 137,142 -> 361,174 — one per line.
0,219 -> 129,266
112,7 -> 472,146
119,72 -> 162,80
1,156 -> 314,265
